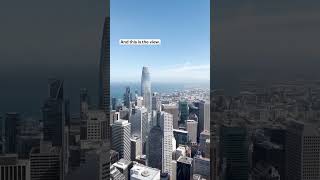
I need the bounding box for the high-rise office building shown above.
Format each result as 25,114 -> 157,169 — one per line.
111,120 -> 131,161
80,88 -> 89,120
162,103 -> 179,129
30,142 -> 63,180
141,66 -> 152,112
199,130 -> 210,157
302,124 -> 320,180
0,114 -> 4,153
176,156 -> 193,180
110,164 -> 125,180
48,79 -> 64,100
130,107 -> 149,153
152,92 -> 161,111
85,110 -> 108,141
16,118 -> 41,158
171,160 -> 177,180
148,126 -> 162,170
130,136 -> 142,161
119,107 -> 130,120
159,112 -> 173,175
198,101 -> 210,132
186,120 -> 198,144
0,154 -> 30,180
99,16 -> 110,145
98,15 -> 110,179
285,120 -> 304,180
99,16 -> 110,114
42,98 -> 65,146
179,101 -> 189,125
193,155 -> 210,179
220,124 -> 249,180
136,96 -> 144,108
4,112 -> 19,153
111,98 -> 117,111
173,129 -> 188,148
42,78 -> 67,147
65,145 -> 110,180
123,86 -> 132,109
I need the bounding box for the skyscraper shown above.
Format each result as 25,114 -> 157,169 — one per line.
162,103 -> 179,129
176,156 -> 193,180
152,92 -> 161,111
48,78 -> 64,100
141,66 -> 152,112
85,110 -> 108,141
111,97 -> 117,111
111,120 -> 131,161
98,16 -> 110,179
159,112 -> 173,175
80,88 -> 89,120
123,86 -> 132,109
4,112 -> 19,153
198,101 -> 210,133
285,120 -> 304,180
99,16 -> 110,143
130,107 -> 149,153
148,126 -> 162,170
43,78 -> 66,142
186,120 -> 198,144
219,125 -> 249,180
302,124 -> 320,180
0,154 -> 30,180
99,17 -> 110,113
179,101 -> 189,125
30,142 -> 63,180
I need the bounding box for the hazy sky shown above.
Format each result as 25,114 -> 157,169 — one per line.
0,0 -> 107,116
110,0 -> 210,83
214,0 -> 320,90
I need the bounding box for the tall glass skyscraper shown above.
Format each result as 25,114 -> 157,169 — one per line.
98,9 -> 110,179
141,66 -> 152,112
99,17 -> 110,114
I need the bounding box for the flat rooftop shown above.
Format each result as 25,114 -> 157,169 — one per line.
177,156 -> 193,165
130,163 -> 160,180
113,158 -> 132,170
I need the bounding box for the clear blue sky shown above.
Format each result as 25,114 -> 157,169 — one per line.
110,0 -> 210,83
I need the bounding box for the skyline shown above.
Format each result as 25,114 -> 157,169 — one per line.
110,0 -> 210,82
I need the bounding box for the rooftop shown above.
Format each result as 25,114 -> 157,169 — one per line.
113,158 -> 132,170
177,156 -> 193,165
130,163 -> 160,180
114,119 -> 130,125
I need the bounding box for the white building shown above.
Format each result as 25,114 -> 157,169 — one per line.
112,120 -> 131,161
136,96 -> 144,108
171,160 -> 177,180
130,107 -> 149,154
131,136 -> 142,161
162,103 -> 179,129
130,163 -> 160,180
86,110 -> 108,141
159,112 -> 173,175
187,120 -> 198,143
199,101 -> 210,132
175,146 -> 186,160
